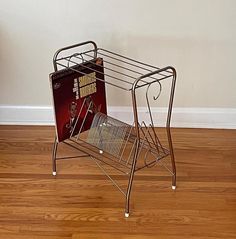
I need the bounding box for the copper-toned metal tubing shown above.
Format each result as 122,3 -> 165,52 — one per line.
52,137 -> 58,174
165,67 -> 177,187
70,138 -> 131,170
125,86 -> 140,216
82,52 -> 155,84
53,41 -> 97,71
98,48 -> 173,74
97,50 -> 169,78
51,41 -> 177,216
64,140 -> 128,174
56,62 -> 131,91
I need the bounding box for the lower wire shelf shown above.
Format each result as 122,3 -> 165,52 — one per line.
67,112 -> 169,171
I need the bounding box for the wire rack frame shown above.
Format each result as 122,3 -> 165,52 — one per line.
51,41 -> 177,217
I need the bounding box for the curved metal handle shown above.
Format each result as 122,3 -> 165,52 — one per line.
132,66 -> 177,128
53,41 -> 98,71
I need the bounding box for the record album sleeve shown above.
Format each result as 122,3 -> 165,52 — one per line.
50,58 -> 107,142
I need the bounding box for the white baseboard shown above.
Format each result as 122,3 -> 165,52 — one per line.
0,105 -> 235,129
0,105 -> 54,125
107,107 -> 236,129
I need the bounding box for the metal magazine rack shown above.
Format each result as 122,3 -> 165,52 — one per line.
51,41 -> 177,217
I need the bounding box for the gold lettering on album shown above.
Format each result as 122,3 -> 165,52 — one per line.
79,72 -> 96,87
80,83 -> 97,98
73,72 -> 97,99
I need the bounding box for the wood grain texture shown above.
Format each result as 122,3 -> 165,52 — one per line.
0,126 -> 236,238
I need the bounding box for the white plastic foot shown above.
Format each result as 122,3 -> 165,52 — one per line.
172,185 -> 176,190
125,212 -> 129,218
99,150 -> 103,154
52,171 -> 57,176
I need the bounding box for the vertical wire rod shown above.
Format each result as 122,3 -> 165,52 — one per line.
75,101 -> 93,140
119,124 -> 134,162
70,97 -> 87,138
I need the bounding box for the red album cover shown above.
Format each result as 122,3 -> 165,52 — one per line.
50,58 -> 107,142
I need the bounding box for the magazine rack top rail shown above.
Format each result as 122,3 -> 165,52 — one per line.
50,40 -> 177,217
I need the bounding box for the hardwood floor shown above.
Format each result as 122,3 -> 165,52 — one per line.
0,126 -> 235,238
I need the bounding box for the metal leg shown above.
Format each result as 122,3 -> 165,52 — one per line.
166,70 -> 177,190
170,154 -> 176,190
167,127 -> 176,190
125,142 -> 139,218
52,137 -> 58,176
124,88 -> 140,218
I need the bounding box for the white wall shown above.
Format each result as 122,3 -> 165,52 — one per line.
0,0 -> 236,127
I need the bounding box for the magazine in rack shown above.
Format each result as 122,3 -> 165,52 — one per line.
50,58 -> 107,142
